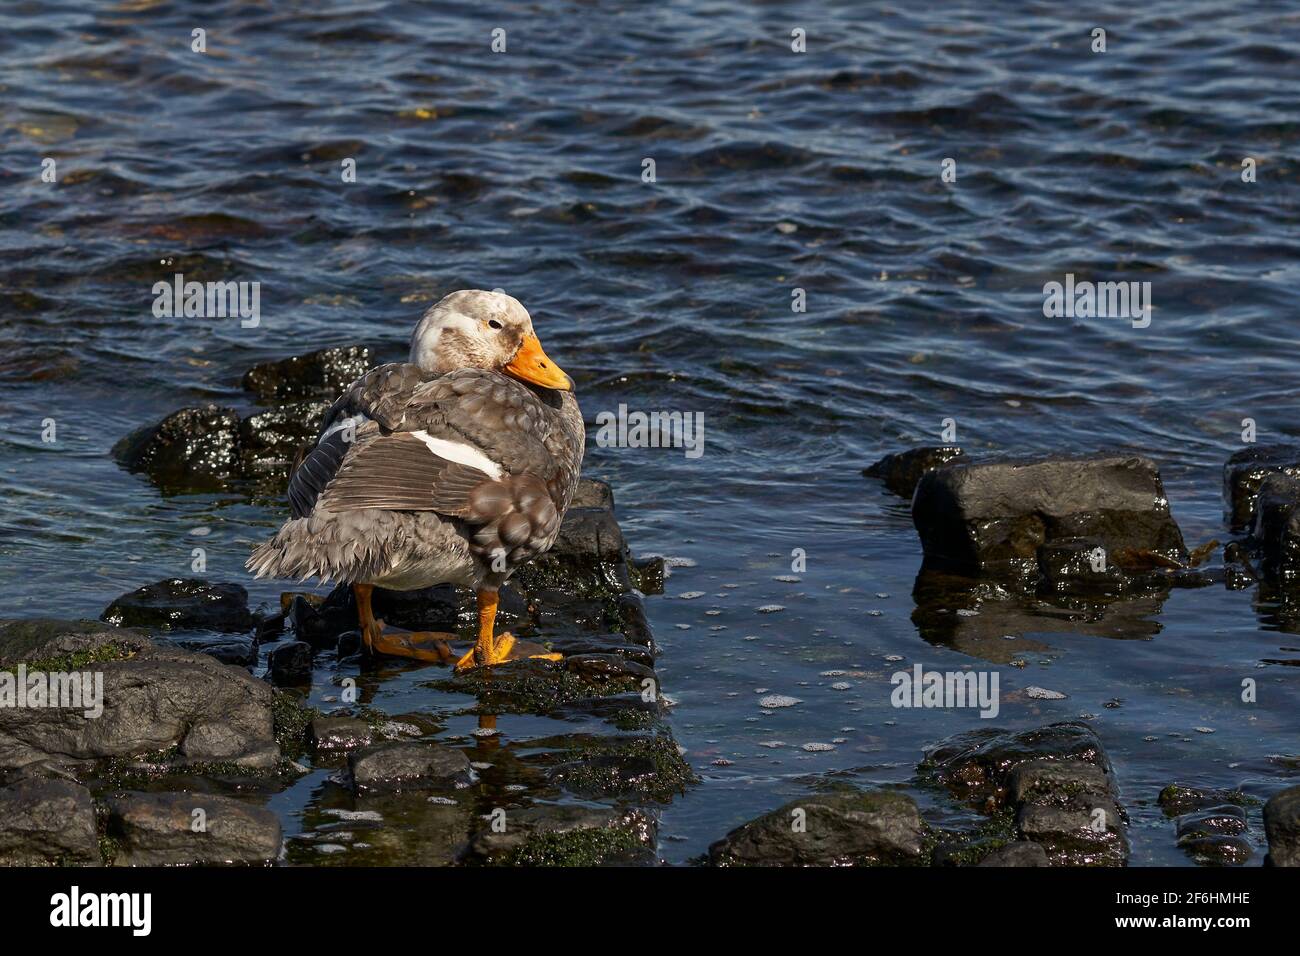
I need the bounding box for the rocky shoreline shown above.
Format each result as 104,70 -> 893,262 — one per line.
3,350 -> 1298,866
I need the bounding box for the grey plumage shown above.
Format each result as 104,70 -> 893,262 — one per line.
247,362 -> 584,590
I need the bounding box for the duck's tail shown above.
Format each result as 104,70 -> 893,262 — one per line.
246,511 -> 400,585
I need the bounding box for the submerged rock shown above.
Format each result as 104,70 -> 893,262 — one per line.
922,721 -> 1114,810
241,345 -> 373,401
1158,784 -> 1252,817
546,733 -> 692,802
1264,784 -> 1300,866
102,578 -> 254,633
0,620 -> 278,771
922,722 -> 1128,865
348,741 -> 475,793
705,789 -> 927,866
864,445 -> 966,499
1223,444 -> 1300,530
912,455 -> 1187,578
1175,806 -> 1251,866
975,841 -> 1050,867
309,717 -> 373,753
466,805 -> 657,866
102,791 -> 281,865
0,778 -> 100,865
112,405 -> 242,493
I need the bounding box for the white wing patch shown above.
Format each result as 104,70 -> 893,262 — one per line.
410,430 -> 505,480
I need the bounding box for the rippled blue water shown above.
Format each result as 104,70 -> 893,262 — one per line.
2,0 -> 1299,865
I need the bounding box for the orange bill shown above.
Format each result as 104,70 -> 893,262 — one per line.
504,332 -> 572,390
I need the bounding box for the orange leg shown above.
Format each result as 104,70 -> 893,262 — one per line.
454,589 -> 561,672
353,583 -> 454,664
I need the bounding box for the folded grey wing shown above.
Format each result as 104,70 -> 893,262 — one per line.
316,431 -> 492,514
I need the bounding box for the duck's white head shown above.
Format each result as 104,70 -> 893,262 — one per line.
409,289 -> 572,391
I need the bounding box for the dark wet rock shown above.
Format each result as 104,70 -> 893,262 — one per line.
544,633 -> 656,668
466,805 -> 657,866
921,721 -> 1114,811
112,404 -> 242,493
0,778 -> 99,865
1264,784 -> 1300,866
102,578 -> 254,633
1158,784 -> 1252,817
564,653 -> 657,691
1175,806 -> 1251,866
241,345 -> 372,401
238,400 -> 329,475
1223,444 -> 1300,530
1037,537 -> 1128,596
912,455 -> 1187,578
161,632 -> 258,667
0,620 -> 278,772
348,741 -> 474,793
705,789 -> 927,867
1249,473 -> 1300,579
571,478 -> 615,510
267,641 -> 313,686
309,717 -> 372,752
975,841 -> 1050,867
629,555 -> 665,594
102,791 -> 281,866
865,445 -> 966,498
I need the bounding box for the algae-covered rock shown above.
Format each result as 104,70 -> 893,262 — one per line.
466,805 -> 657,866
921,722 -> 1114,811
546,733 -> 693,802
912,455 -> 1187,578
0,618 -> 148,669
0,778 -> 100,865
706,789 -> 927,866
1158,784 -> 1253,817
102,790 -> 281,865
102,578 -> 254,633
864,445 -> 966,498
922,724 -> 1129,866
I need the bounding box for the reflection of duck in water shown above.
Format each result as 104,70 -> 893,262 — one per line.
249,290 -> 585,671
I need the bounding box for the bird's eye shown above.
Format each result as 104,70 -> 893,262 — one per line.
488,319 -> 503,330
